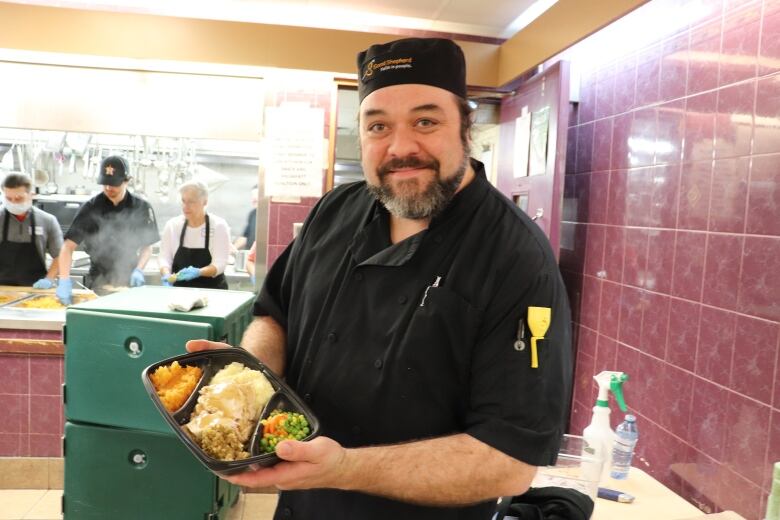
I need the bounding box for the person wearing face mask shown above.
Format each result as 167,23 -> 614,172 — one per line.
158,180 -> 231,290
56,155 -> 160,304
0,173 -> 63,287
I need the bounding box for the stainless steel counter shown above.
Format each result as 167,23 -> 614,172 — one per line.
0,260 -> 258,332
0,309 -> 65,331
0,287 -> 92,331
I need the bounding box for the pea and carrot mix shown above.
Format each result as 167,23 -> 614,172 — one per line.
259,409 -> 310,453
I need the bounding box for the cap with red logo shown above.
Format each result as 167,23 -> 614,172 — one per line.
97,156 -> 130,186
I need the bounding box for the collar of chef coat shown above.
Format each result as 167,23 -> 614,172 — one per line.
96,191 -> 134,211
349,158 -> 489,268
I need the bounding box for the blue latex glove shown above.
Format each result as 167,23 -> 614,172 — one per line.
161,276 -> 173,287
33,278 -> 55,289
175,266 -> 201,282
129,268 -> 145,287
56,278 -> 73,305
250,275 -> 256,285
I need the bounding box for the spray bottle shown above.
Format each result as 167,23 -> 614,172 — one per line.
581,371 -> 629,485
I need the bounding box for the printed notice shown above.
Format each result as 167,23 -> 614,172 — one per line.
264,104 -> 325,198
529,106 -> 550,176
513,111 -> 531,178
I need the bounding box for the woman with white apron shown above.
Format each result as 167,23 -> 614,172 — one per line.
159,180 -> 230,290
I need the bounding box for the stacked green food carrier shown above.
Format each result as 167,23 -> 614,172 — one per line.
62,286 -> 255,520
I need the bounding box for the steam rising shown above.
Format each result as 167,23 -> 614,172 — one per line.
79,203 -> 158,288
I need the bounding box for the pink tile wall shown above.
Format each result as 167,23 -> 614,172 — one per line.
556,0 -> 780,518
263,83 -> 332,268
0,353 -> 63,457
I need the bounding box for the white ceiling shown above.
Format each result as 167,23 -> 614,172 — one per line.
8,0 -> 557,39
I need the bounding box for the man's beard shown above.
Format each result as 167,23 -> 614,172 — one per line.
366,153 -> 469,220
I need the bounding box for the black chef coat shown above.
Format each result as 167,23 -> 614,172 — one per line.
65,191 -> 159,288
242,207 -> 257,250
255,159 -> 573,520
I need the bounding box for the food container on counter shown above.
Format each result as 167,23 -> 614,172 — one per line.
531,434 -> 600,499
141,348 -> 320,476
8,293 -> 96,309
0,291 -> 31,306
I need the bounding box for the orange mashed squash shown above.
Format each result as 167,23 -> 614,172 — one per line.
150,361 -> 203,412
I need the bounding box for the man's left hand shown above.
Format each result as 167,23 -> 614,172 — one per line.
32,278 -> 55,289
129,268 -> 145,287
223,436 -> 347,490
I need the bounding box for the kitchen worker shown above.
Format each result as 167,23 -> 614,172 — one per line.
158,180 -> 230,289
56,155 -> 159,303
232,185 -> 258,251
0,173 -> 63,287
189,38 -> 573,520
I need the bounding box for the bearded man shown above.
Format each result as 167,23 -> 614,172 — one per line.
189,37 -> 573,520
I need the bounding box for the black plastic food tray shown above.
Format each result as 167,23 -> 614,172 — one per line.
142,348 -> 320,476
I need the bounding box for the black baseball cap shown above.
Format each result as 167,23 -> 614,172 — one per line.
97,156 -> 130,186
357,38 -> 467,103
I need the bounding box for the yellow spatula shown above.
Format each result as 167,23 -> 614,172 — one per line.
527,306 -> 551,369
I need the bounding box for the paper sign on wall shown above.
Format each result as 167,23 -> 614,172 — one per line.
513,110 -> 531,178
263,104 -> 325,198
529,106 -> 550,176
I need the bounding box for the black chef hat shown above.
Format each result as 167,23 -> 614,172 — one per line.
97,156 -> 130,186
357,38 -> 467,103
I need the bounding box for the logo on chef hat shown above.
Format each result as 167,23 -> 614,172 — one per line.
98,156 -> 130,186
362,57 -> 414,80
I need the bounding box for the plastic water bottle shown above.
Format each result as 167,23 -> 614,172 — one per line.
610,414 -> 638,479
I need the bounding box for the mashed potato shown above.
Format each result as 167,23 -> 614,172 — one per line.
185,362 -> 275,461
150,361 -> 203,412
14,294 -> 95,309
0,294 -> 20,305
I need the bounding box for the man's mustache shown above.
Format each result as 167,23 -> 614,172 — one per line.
377,156 -> 439,179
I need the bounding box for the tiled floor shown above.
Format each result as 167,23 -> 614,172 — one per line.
0,489 -> 279,520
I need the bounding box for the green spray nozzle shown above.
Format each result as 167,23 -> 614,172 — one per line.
610,373 -> 628,412
593,371 -> 629,411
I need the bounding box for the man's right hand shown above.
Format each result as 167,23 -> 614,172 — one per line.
56,278 -> 73,305
185,339 -> 232,352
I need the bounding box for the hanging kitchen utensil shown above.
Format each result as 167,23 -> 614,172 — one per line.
31,143 -> 47,185
56,151 -> 64,179
66,133 -> 92,157
44,131 -> 66,153
44,150 -> 61,194
0,144 -> 14,170
82,147 -> 91,180
33,169 -> 49,186
61,133 -> 72,157
91,147 -> 103,181
16,144 -> 26,174
29,135 -> 43,172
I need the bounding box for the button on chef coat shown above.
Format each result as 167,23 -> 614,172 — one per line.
65,191 -> 159,287
255,160 -> 573,520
